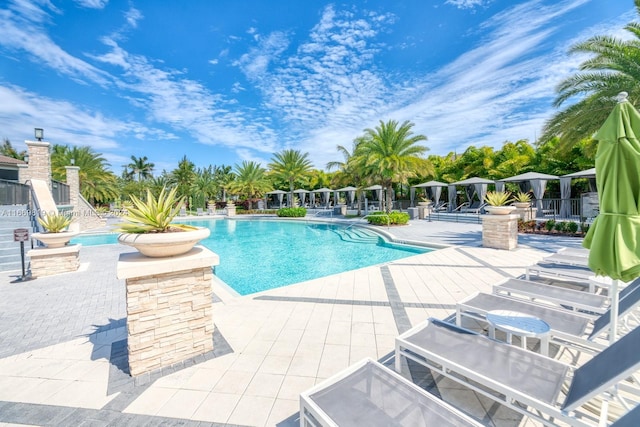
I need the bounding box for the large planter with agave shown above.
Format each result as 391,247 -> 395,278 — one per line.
117,187 -> 210,258
33,213 -> 78,248
484,191 -> 517,215
485,206 -> 517,215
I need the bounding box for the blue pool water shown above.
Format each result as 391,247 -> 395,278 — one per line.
71,219 -> 430,295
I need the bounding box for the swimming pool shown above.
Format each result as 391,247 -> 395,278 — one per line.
71,219 -> 430,295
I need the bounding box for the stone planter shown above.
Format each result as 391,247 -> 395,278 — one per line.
118,227 -> 210,257
417,201 -> 432,207
32,231 -> 79,248
513,202 -> 531,209
485,206 -> 517,215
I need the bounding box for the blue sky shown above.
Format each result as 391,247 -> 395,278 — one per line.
0,0 -> 632,175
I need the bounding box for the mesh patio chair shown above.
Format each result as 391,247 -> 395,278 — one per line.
300,358 -> 484,427
395,318 -> 640,427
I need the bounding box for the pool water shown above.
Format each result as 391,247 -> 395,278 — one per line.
71,219 -> 430,295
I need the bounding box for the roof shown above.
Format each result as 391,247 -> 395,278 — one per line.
0,155 -> 25,166
562,168 -> 596,179
451,177 -> 495,186
412,180 -> 449,188
500,172 -> 559,182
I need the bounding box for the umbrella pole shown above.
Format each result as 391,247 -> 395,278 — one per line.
610,279 -> 619,344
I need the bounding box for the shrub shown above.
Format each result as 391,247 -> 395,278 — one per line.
581,222 -> 590,234
554,221 -> 567,233
365,211 -> 409,225
545,220 -> 556,232
38,213 -> 72,233
277,207 -> 307,217
566,221 -> 579,234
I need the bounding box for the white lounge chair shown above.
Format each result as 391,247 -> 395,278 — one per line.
525,262 -> 619,292
300,357 -> 484,427
395,318 -> 640,427
456,280 -> 640,351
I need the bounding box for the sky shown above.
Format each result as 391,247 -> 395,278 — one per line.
0,0 -> 633,175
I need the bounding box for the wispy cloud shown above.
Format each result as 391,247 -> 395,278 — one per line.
73,0 -> 108,9
0,0 -> 110,85
445,0 -> 491,10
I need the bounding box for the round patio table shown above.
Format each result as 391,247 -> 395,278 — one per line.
486,310 -> 550,356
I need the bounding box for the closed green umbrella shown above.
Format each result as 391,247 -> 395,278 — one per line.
583,92 -> 640,341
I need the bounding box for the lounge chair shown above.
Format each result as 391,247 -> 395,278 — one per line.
493,278 -> 609,314
542,252 -> 590,267
456,280 -> 640,351
433,201 -> 448,212
300,357 -> 484,427
461,201 -> 487,214
525,262 -> 616,292
493,277 -> 640,315
395,318 -> 640,427
196,207 -> 204,216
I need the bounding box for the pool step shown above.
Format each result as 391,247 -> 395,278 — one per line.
333,227 -> 380,244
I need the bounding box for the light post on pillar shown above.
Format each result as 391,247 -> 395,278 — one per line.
34,128 -> 43,141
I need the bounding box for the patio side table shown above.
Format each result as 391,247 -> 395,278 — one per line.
486,309 -> 551,356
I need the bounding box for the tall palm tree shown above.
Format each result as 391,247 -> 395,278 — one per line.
327,138 -> 368,214
228,161 -> 271,209
542,0 -> 640,150
191,166 -> 217,209
268,149 -> 313,207
213,164 -> 234,202
126,155 -> 154,181
50,145 -> 119,204
169,155 -> 196,207
359,120 -> 428,213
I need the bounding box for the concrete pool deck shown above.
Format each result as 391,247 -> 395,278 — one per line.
0,218 -> 586,426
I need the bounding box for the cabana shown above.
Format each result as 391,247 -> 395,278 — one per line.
336,186 -> 357,207
266,190 -> 287,208
448,177 -> 494,212
311,187 -> 333,208
293,189 -> 309,207
364,184 -> 384,210
559,168 -> 596,218
499,172 -> 559,217
410,180 -> 448,208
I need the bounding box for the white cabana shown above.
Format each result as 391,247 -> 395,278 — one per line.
559,168 -> 597,218
364,184 -> 384,210
336,186 -> 357,206
411,180 -> 448,207
293,189 -> 310,207
312,187 -> 333,207
266,190 -> 287,208
449,177 -> 495,212
500,172 -> 559,217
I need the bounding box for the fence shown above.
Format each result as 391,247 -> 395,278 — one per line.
0,179 -> 30,205
51,180 -> 70,205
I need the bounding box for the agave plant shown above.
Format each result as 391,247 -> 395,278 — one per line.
118,186 -> 197,233
484,191 -> 513,206
38,213 -> 72,233
513,192 -> 532,203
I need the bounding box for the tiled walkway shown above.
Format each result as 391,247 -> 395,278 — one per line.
0,219 -> 584,426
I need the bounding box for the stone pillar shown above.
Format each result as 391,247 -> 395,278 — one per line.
24,140 -> 51,189
65,166 -> 80,231
514,207 -> 537,221
28,244 -> 81,277
116,247 -> 220,377
226,201 -> 236,217
17,164 -> 28,184
482,214 -> 519,250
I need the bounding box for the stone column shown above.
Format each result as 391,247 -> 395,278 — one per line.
226,201 -> 236,217
482,214 -> 519,250
24,140 -> 51,189
116,247 -> 220,377
65,166 -> 80,208
17,164 -> 28,184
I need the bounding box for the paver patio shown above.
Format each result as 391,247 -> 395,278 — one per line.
0,219 -> 585,426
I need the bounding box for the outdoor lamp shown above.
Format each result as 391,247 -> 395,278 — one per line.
70,158 -> 75,165
34,128 -> 43,141
24,154 -> 29,164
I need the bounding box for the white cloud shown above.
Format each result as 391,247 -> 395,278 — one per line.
208,59 -> 219,65
445,0 -> 491,9
73,0 -> 108,9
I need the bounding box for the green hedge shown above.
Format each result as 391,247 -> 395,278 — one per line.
366,211 -> 409,226
277,207 -> 307,217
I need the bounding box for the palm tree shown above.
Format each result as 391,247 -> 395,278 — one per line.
359,120 -> 428,213
191,166 -> 217,209
50,145 -> 119,204
213,164 -> 234,202
268,149 -> 313,207
327,138 -> 368,214
0,138 -> 26,160
169,155 -> 196,208
228,161 -> 271,209
542,0 -> 640,150
126,155 -> 154,181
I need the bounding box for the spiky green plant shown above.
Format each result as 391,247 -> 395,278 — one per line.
118,186 -> 197,233
38,213 -> 72,233
513,192 -> 532,203
484,191 -> 513,206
